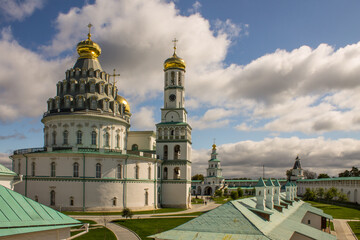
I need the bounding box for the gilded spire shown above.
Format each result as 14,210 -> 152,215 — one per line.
164,38 -> 186,71
87,23 -> 92,40
76,23 -> 101,59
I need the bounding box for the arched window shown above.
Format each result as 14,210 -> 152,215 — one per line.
73,162 -> 79,177
50,190 -> 55,206
35,195 -> 38,202
96,163 -> 102,178
163,145 -> 168,160
104,132 -> 110,147
116,134 -> 120,148
50,162 -> 56,177
52,131 -> 57,145
157,166 -> 160,179
132,144 -> 138,151
148,166 -> 151,180
18,161 -> 21,174
70,196 -> 74,206
91,131 -> 97,145
77,130 -> 82,145
117,164 -> 122,179
90,99 -> 97,109
135,165 -> 139,179
174,167 -> 180,180
113,197 -> 117,206
174,145 -> 180,160
63,130 -> 68,145
171,71 -> 175,85
164,167 -> 168,180
145,191 -> 149,206
31,162 -> 35,177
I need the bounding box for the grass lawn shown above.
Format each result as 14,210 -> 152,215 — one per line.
157,211 -> 204,217
114,217 -> 194,239
212,196 -> 231,204
72,227 -> 116,240
191,198 -> 204,204
63,208 -> 186,216
348,221 -> 360,239
306,201 -> 360,220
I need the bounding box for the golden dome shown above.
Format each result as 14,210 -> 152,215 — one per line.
76,25 -> 101,59
212,144 -> 217,150
116,95 -> 131,113
164,52 -> 186,71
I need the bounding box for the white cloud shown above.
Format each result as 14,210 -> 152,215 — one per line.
0,0 -> 45,21
131,107 -> 156,130
189,108 -> 236,129
0,28 -> 71,122
0,153 -> 11,169
188,1 -> 201,14
191,137 -> 360,178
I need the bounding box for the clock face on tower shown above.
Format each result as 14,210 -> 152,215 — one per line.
169,94 -> 176,102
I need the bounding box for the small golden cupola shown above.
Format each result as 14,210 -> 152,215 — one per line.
76,23 -> 101,59
164,38 -> 186,71
116,95 -> 131,114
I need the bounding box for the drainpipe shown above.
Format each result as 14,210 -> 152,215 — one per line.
154,161 -> 157,209
82,153 -> 86,212
123,155 -> 129,208
24,154 -> 28,197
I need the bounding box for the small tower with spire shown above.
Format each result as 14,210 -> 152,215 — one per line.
265,178 -> 274,210
290,155 -> 304,181
255,177 -> 266,211
203,143 -> 225,192
273,179 -> 281,205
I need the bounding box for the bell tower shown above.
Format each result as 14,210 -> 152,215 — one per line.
156,39 -> 192,208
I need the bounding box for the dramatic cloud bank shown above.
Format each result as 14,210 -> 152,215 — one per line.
192,137 -> 360,179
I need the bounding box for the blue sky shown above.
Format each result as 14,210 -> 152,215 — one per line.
1,0 -> 360,178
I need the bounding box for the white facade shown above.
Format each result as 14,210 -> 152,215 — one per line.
297,177 -> 360,204
11,32 -> 191,211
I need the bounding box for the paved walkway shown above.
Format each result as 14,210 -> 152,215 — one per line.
333,219 -> 358,240
71,202 -> 220,239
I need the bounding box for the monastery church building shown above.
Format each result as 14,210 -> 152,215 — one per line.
11,27 -> 192,211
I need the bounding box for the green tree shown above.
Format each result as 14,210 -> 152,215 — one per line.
324,187 -> 338,201
286,169 -> 292,180
303,188 -> 316,201
318,173 -> 330,179
230,191 -> 239,200
304,170 -> 317,179
316,188 -> 325,199
191,174 -> 204,181
215,189 -> 223,197
338,193 -> 348,202
339,167 -> 360,177
237,187 -> 244,197
121,208 -> 133,219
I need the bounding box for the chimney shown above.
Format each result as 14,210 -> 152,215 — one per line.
265,178 -> 274,210
273,179 -> 281,205
255,177 -> 266,211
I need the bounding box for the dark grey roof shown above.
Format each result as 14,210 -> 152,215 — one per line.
293,156 -> 302,169
73,58 -> 103,71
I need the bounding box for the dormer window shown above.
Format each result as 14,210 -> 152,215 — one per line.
103,99 -> 109,111
99,84 -> 104,94
90,82 -> 95,93
90,98 -> 97,110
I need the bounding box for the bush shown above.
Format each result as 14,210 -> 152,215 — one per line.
121,208 -> 133,219
338,193 -> 348,202
230,191 -> 239,200
316,188 -> 324,199
215,189 -> 223,197
324,187 -> 338,201
303,188 -> 316,201
237,188 -> 243,197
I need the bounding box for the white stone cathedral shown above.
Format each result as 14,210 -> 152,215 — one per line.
11,28 -> 191,211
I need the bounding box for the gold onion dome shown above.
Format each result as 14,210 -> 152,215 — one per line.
164,41 -> 186,71
212,144 -> 217,150
76,25 -> 101,59
116,95 -> 131,113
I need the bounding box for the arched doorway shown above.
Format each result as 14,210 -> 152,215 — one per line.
204,186 -> 213,196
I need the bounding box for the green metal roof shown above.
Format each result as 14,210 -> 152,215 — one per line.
297,176 -> 360,182
265,178 -> 274,187
209,158 -> 220,162
255,177 -> 266,187
150,193 -> 335,240
0,185 -> 81,237
273,179 -> 281,187
191,180 -> 202,183
0,164 -> 16,176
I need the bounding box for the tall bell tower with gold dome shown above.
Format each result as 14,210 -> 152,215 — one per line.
156,40 -> 192,208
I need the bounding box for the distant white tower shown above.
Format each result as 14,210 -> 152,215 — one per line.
265,178 -> 274,210
255,177 -> 266,211
290,155 -> 304,181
